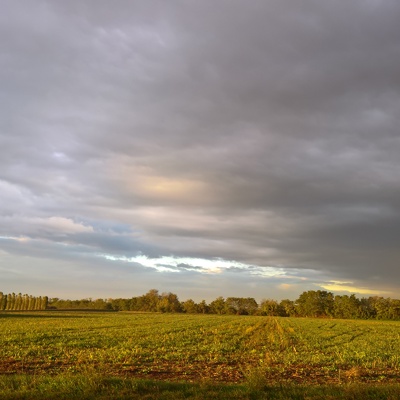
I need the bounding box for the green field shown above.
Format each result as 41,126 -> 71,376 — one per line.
1,312 -> 400,399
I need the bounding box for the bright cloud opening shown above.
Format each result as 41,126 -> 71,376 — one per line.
102,254 -> 286,277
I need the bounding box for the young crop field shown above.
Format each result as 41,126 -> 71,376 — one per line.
1,312 -> 400,398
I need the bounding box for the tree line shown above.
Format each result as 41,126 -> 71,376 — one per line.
0,292 -> 48,311
47,289 -> 400,320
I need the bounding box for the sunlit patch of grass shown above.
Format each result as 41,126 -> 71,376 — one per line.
1,312 -> 400,395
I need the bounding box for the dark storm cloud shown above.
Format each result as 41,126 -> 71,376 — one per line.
1,0 -> 400,298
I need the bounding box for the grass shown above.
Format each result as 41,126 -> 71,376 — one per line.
1,312 -> 400,398
1,374 -> 400,399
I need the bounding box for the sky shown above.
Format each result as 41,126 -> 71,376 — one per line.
1,1 -> 400,302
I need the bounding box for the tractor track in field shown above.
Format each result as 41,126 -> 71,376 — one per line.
1,357 -> 400,385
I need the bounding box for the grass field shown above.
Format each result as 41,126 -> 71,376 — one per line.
1,312 -> 400,399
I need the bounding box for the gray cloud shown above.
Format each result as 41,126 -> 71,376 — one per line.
1,0 -> 400,300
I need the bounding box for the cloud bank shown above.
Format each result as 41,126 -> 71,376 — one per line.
1,1 -> 400,300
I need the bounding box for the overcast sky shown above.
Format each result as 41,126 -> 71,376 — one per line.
1,1 -> 400,302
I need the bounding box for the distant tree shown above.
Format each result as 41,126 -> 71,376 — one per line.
225,297 -> 258,315
387,299 -> 400,320
197,300 -> 209,314
182,299 -> 198,313
41,296 -> 49,310
157,292 -> 182,313
22,294 -> 29,310
130,296 -> 146,311
260,299 -> 281,316
36,296 -> 42,310
5,294 -> 10,310
368,297 -> 392,320
141,289 -> 161,312
9,293 -> 16,310
296,290 -> 334,318
93,298 -> 110,310
27,295 -> 34,310
15,293 -> 23,310
279,299 -> 297,317
110,298 -> 130,311
209,297 -> 226,314
333,295 -> 361,319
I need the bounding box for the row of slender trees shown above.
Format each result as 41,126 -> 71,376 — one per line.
0,292 -> 48,311
47,289 -> 400,320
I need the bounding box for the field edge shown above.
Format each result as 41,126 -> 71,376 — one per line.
1,373 -> 400,400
